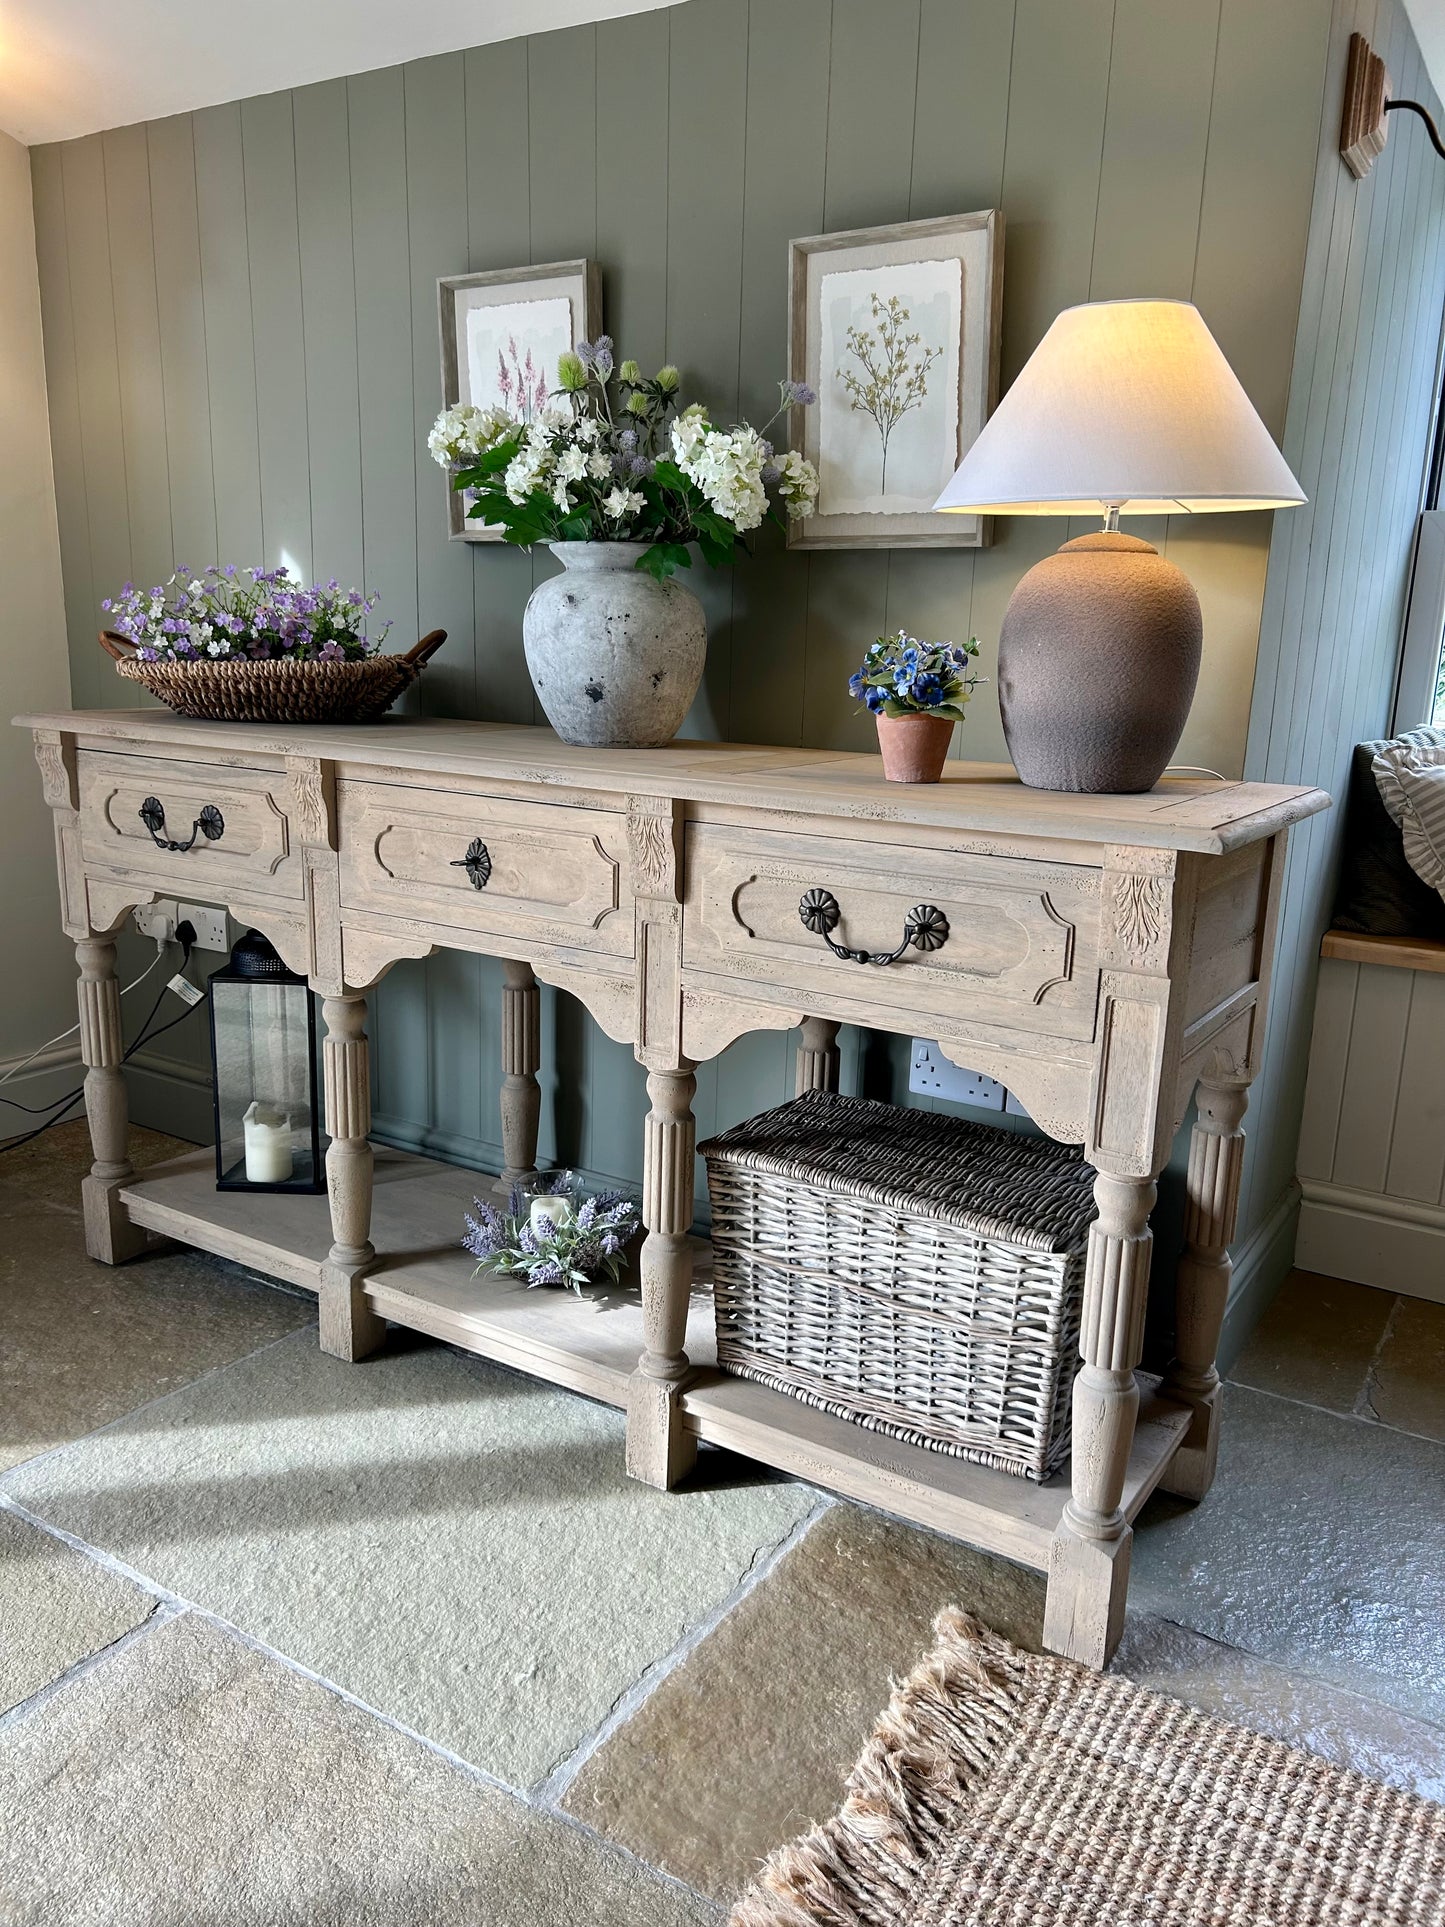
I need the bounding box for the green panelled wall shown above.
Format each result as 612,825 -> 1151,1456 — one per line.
33,1 -> 1347,1243
1233,0 -> 1445,1334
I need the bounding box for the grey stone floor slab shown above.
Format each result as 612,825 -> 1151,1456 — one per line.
1132,1382 -> 1445,1724
1230,1268 -> 1393,1414
1369,1294 -> 1445,1441
0,1119 -> 191,1215
0,1611 -> 719,1927
2,1327 -> 814,1788
0,1506 -> 158,1713
0,1126 -> 315,1473
1114,1613 -> 1445,1804
562,1503 -> 1046,1902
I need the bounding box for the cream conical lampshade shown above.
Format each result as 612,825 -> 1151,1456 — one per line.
933,299 -> 1304,516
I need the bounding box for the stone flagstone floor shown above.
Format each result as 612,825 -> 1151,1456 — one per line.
1,1123 -> 1443,1923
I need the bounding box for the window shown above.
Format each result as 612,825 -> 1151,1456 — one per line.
1396,323 -> 1445,731
1396,509 -> 1445,728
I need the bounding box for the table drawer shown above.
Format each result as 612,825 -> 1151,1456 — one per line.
336,781 -> 635,956
77,751 -> 301,899
683,824 -> 1102,1041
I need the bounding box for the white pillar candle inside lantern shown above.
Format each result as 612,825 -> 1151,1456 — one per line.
242,1101 -> 294,1184
529,1194 -> 571,1235
208,929 -> 323,1194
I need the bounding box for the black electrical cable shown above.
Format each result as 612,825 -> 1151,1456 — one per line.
0,929 -> 200,1156
1385,97 -> 1445,163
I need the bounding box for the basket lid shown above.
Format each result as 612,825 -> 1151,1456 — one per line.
698,1090 -> 1096,1254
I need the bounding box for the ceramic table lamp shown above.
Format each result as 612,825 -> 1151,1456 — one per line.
933,299 -> 1305,793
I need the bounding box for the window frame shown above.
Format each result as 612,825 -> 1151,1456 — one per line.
1392,311 -> 1445,733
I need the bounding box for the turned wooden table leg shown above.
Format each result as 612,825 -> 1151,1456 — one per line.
495,959 -> 541,1198
1161,1065 -> 1249,1501
627,1063 -> 699,1489
75,936 -> 148,1263
319,992 -> 385,1362
795,1017 -> 841,1096
1043,1168 -> 1155,1669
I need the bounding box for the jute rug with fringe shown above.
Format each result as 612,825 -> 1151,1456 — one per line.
732,1610 -> 1445,1926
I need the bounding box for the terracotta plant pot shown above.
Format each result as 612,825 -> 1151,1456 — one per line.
875,711 -> 955,783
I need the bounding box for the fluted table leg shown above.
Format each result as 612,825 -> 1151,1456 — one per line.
626,1063 -> 698,1489
319,991 -> 385,1361
1161,1065 -> 1249,1500
75,936 -> 149,1262
1043,1168 -> 1155,1668
794,1017 -> 841,1096
496,959 -> 541,1199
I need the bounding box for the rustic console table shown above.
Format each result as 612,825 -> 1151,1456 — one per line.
20,709 -> 1327,1666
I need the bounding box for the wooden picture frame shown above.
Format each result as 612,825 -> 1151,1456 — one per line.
436,258 -> 602,542
786,211 -> 1003,551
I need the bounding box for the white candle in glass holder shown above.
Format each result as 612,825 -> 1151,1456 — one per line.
242,1101 -> 293,1184
528,1195 -> 571,1235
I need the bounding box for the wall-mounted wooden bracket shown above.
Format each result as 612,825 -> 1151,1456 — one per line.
1340,31 -> 1390,178
1341,30 -> 1445,179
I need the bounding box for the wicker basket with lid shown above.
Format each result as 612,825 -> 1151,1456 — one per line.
699,1090 -> 1098,1483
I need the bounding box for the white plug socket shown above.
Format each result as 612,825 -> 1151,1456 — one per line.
908,1040 -> 1007,1111
178,903 -> 230,953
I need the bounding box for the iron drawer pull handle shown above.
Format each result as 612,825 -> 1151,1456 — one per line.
138,796 -> 225,853
449,838 -> 492,890
797,888 -> 949,966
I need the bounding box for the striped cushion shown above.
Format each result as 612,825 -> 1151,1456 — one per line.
1373,730 -> 1445,900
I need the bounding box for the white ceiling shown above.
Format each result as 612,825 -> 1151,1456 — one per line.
0,0 -> 673,145
1404,0 -> 1445,105
5,0 -> 1445,151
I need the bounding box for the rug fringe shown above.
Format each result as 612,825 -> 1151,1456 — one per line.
729,1608 -> 1029,1926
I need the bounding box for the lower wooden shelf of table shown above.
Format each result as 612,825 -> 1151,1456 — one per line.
118,1145 -> 1192,1575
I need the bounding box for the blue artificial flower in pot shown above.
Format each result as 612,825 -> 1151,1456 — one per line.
848,630 -> 984,783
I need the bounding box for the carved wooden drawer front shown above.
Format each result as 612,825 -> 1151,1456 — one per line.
683,824 -> 1103,1040
77,751 -> 301,898
336,781 -> 634,956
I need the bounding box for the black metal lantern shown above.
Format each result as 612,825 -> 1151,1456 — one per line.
208,929 -> 324,1193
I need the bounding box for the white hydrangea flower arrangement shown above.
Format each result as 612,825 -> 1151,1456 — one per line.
428,339 -> 819,580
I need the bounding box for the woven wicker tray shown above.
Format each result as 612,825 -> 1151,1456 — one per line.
97,627 -> 446,724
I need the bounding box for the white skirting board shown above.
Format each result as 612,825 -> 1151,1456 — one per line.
1297,1180 -> 1445,1304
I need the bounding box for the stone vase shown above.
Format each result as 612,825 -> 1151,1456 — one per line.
997,530 -> 1203,793
875,711 -> 956,783
522,542 -> 707,748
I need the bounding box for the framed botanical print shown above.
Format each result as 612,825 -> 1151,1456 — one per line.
786,211 -> 1003,549
437,258 -> 602,541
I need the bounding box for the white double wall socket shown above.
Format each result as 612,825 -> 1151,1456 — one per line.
178,903 -> 230,953
908,1040 -> 1031,1120
131,900 -> 230,953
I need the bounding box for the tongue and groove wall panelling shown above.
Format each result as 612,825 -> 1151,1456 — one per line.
193,105 -> 265,586
241,92 -> 313,585
798,0 -> 923,756
408,52 -> 489,1161
30,145 -> 101,709
726,0 -> 832,750
147,114 -> 220,593
878,0 -> 1016,751
1237,0 -> 1445,1349
61,136 -> 139,707
101,124 -> 172,643
294,78 -> 365,601
464,37 -> 537,727
347,63 -> 427,1145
